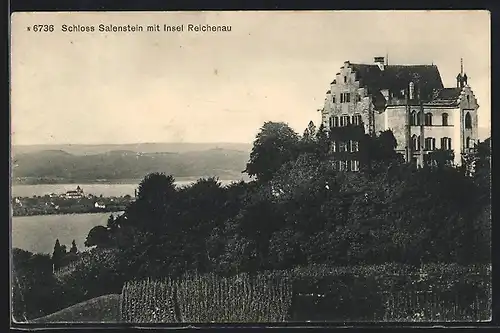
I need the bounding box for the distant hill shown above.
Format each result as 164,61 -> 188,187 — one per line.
12,147 -> 251,184
12,142 -> 252,157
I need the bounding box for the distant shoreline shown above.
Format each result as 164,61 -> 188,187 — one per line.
12,209 -> 126,218
12,176 -> 250,186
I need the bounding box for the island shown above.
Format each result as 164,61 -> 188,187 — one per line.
11,186 -> 134,217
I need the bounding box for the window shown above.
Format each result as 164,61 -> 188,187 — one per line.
416,111 -> 423,126
440,137 -> 452,150
339,141 -> 347,152
340,115 -> 350,127
344,115 -> 350,126
340,92 -> 351,103
344,76 -> 347,83
352,114 -> 362,125
339,160 -> 347,171
411,135 -> 417,151
410,111 -> 416,126
356,95 -> 361,102
417,135 -> 421,150
467,95 -> 470,103
331,141 -> 337,153
442,113 -> 449,126
424,113 -> 433,126
351,160 -> 360,172
332,95 -> 336,104
465,112 -> 472,129
334,116 -> 339,127
424,137 -> 436,151
350,140 -> 359,152
466,137 -> 471,149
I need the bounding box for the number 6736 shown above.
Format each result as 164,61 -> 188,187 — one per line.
33,25 -> 54,32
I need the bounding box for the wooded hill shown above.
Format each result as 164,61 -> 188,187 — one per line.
12,147 -> 251,184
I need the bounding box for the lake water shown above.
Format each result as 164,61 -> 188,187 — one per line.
11,179 -> 242,198
11,212 -> 118,254
11,179 -> 244,254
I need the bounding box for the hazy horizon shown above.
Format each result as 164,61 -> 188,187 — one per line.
11,11 -> 491,145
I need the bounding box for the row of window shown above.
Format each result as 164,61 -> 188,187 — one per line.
411,112 -> 446,126
410,111 -> 472,129
411,136 -> 452,151
332,160 -> 360,172
332,93 -> 362,104
329,114 -> 363,128
331,140 -> 360,153
411,136 -> 475,151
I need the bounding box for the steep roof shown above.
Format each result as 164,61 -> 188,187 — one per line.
427,87 -> 462,105
347,63 -> 444,101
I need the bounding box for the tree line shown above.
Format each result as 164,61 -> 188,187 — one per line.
12,120 -> 491,321
86,121 -> 491,276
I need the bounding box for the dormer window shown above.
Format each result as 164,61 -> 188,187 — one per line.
344,76 -> 347,83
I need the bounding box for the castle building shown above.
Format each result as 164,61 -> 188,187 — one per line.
319,57 -> 479,167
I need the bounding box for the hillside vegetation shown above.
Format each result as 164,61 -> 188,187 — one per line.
11,122 -> 491,322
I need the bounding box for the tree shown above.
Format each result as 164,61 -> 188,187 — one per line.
244,121 -> 301,182
52,239 -> 66,271
12,249 -> 59,321
70,240 -> 78,254
302,121 -> 317,142
85,225 -> 111,248
136,172 -> 176,202
107,214 -> 118,231
300,121 -> 319,155
315,123 -> 331,160
125,173 -> 178,233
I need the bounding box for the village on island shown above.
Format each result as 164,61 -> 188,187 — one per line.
12,186 -> 135,217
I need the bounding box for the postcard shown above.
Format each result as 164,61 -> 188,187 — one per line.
10,10 -> 491,325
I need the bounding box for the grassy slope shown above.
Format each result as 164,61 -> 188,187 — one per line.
29,294 -> 121,323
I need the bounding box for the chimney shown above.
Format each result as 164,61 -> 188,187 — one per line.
409,82 -> 415,100
374,56 -> 385,71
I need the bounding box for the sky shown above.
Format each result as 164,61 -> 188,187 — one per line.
11,11 -> 491,145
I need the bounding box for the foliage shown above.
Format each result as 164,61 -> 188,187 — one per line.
121,272 -> 293,323
85,225 -> 112,248
12,248 -> 59,321
245,122 -> 301,182
52,239 -> 67,270
13,120 -> 491,322
121,278 -> 177,323
70,240 -> 78,254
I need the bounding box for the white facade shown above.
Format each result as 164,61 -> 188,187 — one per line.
320,58 -> 479,166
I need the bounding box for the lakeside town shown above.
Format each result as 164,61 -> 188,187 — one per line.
11,186 -> 134,216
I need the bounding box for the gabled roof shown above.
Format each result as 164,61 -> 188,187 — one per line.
427,87 -> 462,105
347,63 -> 444,101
